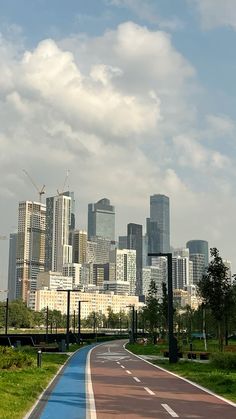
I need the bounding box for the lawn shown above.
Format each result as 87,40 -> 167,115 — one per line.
0,348 -> 69,419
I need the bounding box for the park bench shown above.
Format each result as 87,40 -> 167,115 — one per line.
224,345 -> 236,352
187,351 -> 210,360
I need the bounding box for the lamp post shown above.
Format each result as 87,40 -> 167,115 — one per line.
148,252 -> 178,363
78,300 -> 88,345
126,305 -> 136,344
57,289 -> 80,350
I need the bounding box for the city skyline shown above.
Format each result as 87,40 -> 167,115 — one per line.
1,0 -> 236,288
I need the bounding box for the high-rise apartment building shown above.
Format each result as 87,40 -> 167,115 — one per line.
7,233 -> 17,301
16,201 -> 46,301
127,223 -> 143,295
88,198 -> 115,241
73,230 -> 87,264
45,193 -> 73,272
147,194 -> 170,257
110,248 -> 136,295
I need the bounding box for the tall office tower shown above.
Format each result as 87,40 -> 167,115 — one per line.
150,256 -> 167,285
16,201 -> 46,302
147,194 -> 170,256
88,198 -> 115,241
86,240 -> 97,263
45,193 -> 72,273
186,240 -> 208,284
7,233 -> 17,301
142,235 -> 148,267
186,240 -> 209,267
110,248 -> 136,295
127,223 -> 143,296
118,236 -> 127,249
90,236 -> 112,264
73,230 -> 87,264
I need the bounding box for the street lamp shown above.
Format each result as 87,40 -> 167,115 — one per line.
148,252 -> 178,363
78,300 -> 88,345
126,305 -> 136,344
57,289 -> 80,350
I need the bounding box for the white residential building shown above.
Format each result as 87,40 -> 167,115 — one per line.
110,248 -> 136,295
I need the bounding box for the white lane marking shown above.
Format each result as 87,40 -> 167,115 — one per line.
161,404 -> 179,418
116,361 -> 120,364
126,370 -> 132,374
133,377 -> 141,383
86,347 -> 97,419
121,365 -> 125,369
123,343 -> 236,408
144,387 -> 155,396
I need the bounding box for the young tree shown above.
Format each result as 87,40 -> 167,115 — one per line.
143,279 -> 160,343
198,247 -> 232,351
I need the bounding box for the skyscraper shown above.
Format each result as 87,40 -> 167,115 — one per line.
147,194 -> 170,255
45,193 -> 72,272
16,201 -> 46,301
110,248 -> 136,295
73,230 -> 87,264
186,240 -> 208,285
127,223 -> 143,295
88,198 -> 115,241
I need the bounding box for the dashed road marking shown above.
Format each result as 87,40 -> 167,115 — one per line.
121,365 -> 125,369
161,404 -> 179,417
144,387 -> 155,396
116,361 -> 120,364
133,377 -> 141,383
126,370 -> 132,374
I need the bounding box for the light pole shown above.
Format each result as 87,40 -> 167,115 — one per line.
57,290 -> 80,350
127,305 -> 136,344
148,252 -> 178,363
78,300 -> 88,345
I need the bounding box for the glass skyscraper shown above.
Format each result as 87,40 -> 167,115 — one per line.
127,223 -> 143,296
88,198 -> 115,241
147,194 -> 170,255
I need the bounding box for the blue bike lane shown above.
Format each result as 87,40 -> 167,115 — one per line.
27,344 -> 96,419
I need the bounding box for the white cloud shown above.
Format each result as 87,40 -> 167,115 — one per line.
0,21 -> 236,287
191,0 -> 236,30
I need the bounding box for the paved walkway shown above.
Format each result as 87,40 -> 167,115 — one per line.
27,341 -> 236,419
28,345 -> 94,419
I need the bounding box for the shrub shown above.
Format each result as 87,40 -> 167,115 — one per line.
0,347 -> 33,369
211,352 -> 236,371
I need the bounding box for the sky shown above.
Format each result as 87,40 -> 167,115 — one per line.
1,0 -> 236,288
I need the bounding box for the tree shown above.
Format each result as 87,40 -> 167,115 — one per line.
143,279 -> 160,342
198,247 -> 232,351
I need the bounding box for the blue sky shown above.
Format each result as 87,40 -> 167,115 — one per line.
1,0 -> 236,286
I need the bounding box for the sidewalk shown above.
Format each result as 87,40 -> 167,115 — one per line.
27,345 -> 94,419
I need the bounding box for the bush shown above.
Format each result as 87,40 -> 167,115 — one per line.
211,352 -> 236,371
0,347 -> 33,369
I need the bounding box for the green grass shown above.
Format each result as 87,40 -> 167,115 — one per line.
0,348 -> 69,419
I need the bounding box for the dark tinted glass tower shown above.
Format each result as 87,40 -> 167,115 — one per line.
127,223 -> 143,295
88,198 -> 115,241
147,194 -> 170,255
186,240 -> 209,284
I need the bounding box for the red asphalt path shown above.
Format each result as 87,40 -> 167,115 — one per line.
89,340 -> 236,419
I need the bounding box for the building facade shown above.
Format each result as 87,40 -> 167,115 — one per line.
45,193 -> 72,272
147,194 -> 170,257
88,198 -> 115,241
127,223 -> 143,295
7,233 -> 17,301
16,201 -> 46,301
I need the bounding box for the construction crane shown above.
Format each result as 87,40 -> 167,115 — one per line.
23,170 -> 45,203
57,170 -> 70,195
